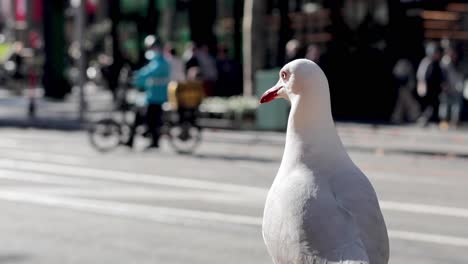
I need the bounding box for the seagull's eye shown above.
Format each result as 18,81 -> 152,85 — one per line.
281,71 -> 288,80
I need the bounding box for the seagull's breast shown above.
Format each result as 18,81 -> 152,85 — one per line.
262,165 -> 361,262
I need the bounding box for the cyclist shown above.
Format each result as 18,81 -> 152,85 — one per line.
125,36 -> 170,149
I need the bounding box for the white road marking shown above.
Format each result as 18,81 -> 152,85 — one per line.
388,230 -> 468,247
0,191 -> 467,248
366,171 -> 463,186
0,186 -> 261,205
1,138 -> 466,188
380,200 -> 468,219
0,158 -> 267,196
0,149 -> 462,189
0,138 -> 21,147
0,149 -> 87,165
1,158 -> 468,220
0,191 -> 262,226
0,169 -> 95,185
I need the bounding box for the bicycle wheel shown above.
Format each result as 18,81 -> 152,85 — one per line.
88,118 -> 124,152
167,122 -> 201,154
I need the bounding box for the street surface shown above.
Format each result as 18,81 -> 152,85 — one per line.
0,125 -> 467,264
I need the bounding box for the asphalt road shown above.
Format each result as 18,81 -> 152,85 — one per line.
0,126 -> 467,264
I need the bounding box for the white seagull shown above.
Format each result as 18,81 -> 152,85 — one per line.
259,59 -> 389,264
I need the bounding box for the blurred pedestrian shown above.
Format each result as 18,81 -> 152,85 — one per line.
184,42 -> 199,73
196,44 -> 218,96
416,42 -> 445,126
285,39 -> 303,62
164,43 -> 185,82
215,45 -> 242,97
11,42 -> 24,79
391,59 -> 420,123
439,42 -> 464,129
182,41 -> 196,63
183,43 -> 218,97
125,36 -> 170,149
305,44 -> 322,65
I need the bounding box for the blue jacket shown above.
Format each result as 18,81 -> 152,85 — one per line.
133,53 -> 171,105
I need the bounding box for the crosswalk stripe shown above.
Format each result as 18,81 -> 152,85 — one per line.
0,146 -> 464,188
366,171 -> 463,186
0,149 -> 87,165
380,200 -> 468,219
388,230 -> 468,248
0,158 -> 267,195
0,191 -> 467,248
1,158 -> 468,220
0,191 -> 262,226
0,169 -> 94,185
0,186 -> 262,205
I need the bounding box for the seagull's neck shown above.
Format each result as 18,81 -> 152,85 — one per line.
280,96 -> 350,174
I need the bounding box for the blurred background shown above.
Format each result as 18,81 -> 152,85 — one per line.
0,0 -> 467,263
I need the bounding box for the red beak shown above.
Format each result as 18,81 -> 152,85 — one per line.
260,86 -> 283,104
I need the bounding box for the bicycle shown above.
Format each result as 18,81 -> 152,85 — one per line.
87,90 -> 202,154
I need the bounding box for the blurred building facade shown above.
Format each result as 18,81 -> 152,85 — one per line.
0,0 -> 467,120
149,0 -> 468,121
254,0 -> 468,120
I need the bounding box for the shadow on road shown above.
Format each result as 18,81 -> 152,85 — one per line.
194,152 -> 277,163
0,253 -> 30,263
347,146 -> 468,159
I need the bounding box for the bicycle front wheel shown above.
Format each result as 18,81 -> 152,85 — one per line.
88,118 -> 124,152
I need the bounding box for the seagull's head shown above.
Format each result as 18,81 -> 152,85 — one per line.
260,59 -> 327,104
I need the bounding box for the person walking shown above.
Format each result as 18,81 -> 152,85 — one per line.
416,43 -> 445,126
215,45 -> 242,97
196,44 -> 218,97
285,39 -> 303,62
125,36 -> 170,149
164,44 -> 185,82
391,58 -> 420,123
440,43 -> 464,129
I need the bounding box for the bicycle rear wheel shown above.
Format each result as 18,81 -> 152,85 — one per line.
88,118 -> 124,152
167,122 -> 201,154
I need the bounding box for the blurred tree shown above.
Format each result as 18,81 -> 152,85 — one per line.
106,0 -> 124,100
188,0 -> 217,51
323,0 -> 397,121
139,0 -> 159,65
242,0 -> 266,96
120,0 -> 147,15
277,0 -> 292,66
118,0 -> 161,67
130,0 -> 159,37
233,0 -> 244,63
42,0 -> 69,99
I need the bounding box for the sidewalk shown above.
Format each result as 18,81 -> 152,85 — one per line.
338,123 -> 468,158
1,87 -> 467,157
205,124 -> 468,158
0,84 -> 112,130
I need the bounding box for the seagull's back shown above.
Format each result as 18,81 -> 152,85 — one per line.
332,164 -> 390,264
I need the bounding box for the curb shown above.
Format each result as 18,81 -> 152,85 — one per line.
0,118 -> 83,131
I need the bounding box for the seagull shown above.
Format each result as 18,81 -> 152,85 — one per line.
259,59 -> 389,264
